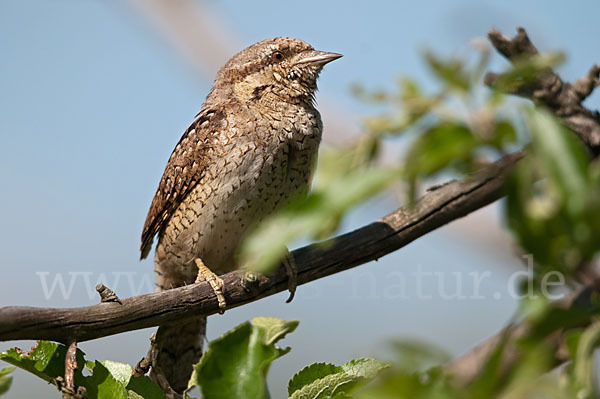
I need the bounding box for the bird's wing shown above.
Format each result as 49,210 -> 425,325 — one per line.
140,108 -> 224,259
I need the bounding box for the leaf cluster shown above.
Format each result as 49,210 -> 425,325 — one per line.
0,341 -> 164,398
1,318 -> 389,399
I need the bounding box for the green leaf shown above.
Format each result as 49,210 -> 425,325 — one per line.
406,122 -> 478,177
352,367 -> 458,399
398,77 -> 421,100
467,338 -> 508,397
0,367 -> 14,378
0,341 -> 85,385
188,317 -> 298,399
0,367 -> 15,396
505,108 -> 600,273
83,359 -> 164,399
87,360 -> 165,399
489,52 -> 565,93
526,108 -> 589,214
85,361 -> 128,399
564,329 -> 584,361
350,83 -> 390,104
405,121 -> 478,201
387,340 -> 450,373
288,358 -> 389,399
526,306 -> 598,342
251,316 -> 299,346
288,363 -> 340,396
100,360 -> 132,387
126,375 -> 166,399
423,51 -> 470,91
127,391 -> 145,399
498,344 -> 555,398
342,359 -> 389,380
490,120 -> 517,149
573,320 -> 600,399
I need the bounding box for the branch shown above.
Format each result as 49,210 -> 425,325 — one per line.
446,286 -> 593,384
0,151 -> 523,343
484,27 -> 600,154
62,341 -> 78,398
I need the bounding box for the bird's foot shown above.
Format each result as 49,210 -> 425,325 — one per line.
194,258 -> 226,314
283,250 -> 297,303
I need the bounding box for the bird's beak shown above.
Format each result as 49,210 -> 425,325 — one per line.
295,51 -> 343,66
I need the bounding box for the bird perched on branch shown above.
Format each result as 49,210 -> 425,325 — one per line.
140,37 -> 341,395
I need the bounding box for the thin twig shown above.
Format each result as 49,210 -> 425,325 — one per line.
133,332 -> 156,377
63,341 -> 77,397
95,284 -> 122,305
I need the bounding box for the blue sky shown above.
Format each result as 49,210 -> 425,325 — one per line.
1,1 -> 599,397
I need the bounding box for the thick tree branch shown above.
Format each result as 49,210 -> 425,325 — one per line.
0,151 -> 522,343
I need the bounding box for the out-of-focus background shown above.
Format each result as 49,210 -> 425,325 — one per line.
1,1 -> 599,397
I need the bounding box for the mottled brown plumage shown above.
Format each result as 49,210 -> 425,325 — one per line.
140,108 -> 223,260
140,37 -> 341,396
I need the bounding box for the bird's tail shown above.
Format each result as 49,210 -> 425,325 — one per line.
149,316 -> 206,397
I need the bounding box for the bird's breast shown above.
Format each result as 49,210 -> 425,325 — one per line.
154,105 -> 322,282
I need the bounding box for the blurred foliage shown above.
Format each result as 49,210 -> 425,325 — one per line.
386,340 -> 450,373
350,290 -> 600,399
506,109 -> 600,275
0,367 -> 14,396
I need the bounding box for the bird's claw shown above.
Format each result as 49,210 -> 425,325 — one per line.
195,258 -> 226,314
283,251 -> 297,303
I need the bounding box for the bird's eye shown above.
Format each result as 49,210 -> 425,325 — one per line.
271,51 -> 284,62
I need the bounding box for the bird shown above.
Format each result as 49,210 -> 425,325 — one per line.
140,37 -> 342,395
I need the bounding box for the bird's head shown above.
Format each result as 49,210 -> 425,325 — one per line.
212,37 -> 342,106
